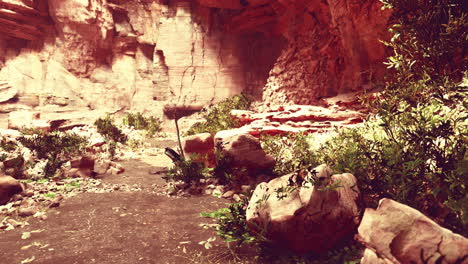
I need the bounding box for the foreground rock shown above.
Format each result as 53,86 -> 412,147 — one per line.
357,198 -> 468,264
215,130 -> 275,175
183,133 -> 215,165
0,175 -> 23,205
246,164 -> 360,253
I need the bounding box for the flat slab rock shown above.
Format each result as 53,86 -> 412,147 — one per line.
357,198 -> 468,264
0,81 -> 18,103
231,104 -> 365,136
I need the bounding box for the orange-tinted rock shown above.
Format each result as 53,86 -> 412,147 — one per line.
214,130 -> 275,173
357,199 -> 468,264
262,0 -> 390,104
0,174 -> 23,205
230,101 -> 365,136
0,0 -> 387,125
183,133 -> 214,154
246,165 -> 361,253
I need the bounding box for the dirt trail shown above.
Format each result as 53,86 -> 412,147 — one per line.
0,159 -> 234,264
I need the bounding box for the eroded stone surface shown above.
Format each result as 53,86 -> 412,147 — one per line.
246,164 -> 361,253
357,198 -> 468,264
0,0 -> 388,128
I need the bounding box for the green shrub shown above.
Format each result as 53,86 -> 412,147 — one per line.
163,156 -> 210,184
315,95 -> 467,235
122,112 -> 162,137
260,133 -> 318,176
18,131 -> 88,178
0,137 -> 17,152
95,115 -> 127,143
211,143 -> 249,185
201,200 -> 256,246
186,93 -> 253,135
376,0 -> 466,110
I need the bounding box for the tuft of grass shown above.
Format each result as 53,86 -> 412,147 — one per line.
186,94 -> 253,135
95,115 -> 127,143
122,112 -> 162,138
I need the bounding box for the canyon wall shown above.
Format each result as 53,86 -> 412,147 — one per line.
0,0 -> 388,128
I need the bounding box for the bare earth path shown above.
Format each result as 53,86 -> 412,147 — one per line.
0,159 -> 233,264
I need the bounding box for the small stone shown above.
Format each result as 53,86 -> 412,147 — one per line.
94,160 -> 110,175
18,208 -> 36,217
108,167 -> 122,175
66,168 -> 79,178
48,196 -> 63,208
222,190 -> 235,198
241,185 -> 252,194
22,190 -> 34,197
204,189 -> 212,195
175,182 -> 187,189
212,189 -> 222,197
233,194 -> 241,202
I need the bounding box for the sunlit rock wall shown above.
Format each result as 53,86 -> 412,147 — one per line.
0,0 -> 389,129
0,0 -> 283,128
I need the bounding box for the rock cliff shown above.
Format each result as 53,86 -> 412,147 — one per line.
0,0 -> 388,128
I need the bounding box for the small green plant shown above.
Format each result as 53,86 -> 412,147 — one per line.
211,143 -> 248,185
122,112 -> 162,137
42,192 -> 57,199
95,115 -> 127,143
261,133 -> 318,176
186,93 -> 253,135
18,131 -> 87,178
0,137 -> 18,152
163,156 -> 210,184
201,200 -> 256,246
313,96 -> 467,235
127,139 -> 144,150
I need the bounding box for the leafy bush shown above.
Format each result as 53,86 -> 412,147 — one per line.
95,115 -> 127,143
0,137 -> 17,152
260,133 -> 318,176
163,156 -> 210,184
186,93 -> 253,135
122,112 -> 162,137
201,200 -> 256,246
374,0 -> 466,111
18,131 -> 88,178
315,95 -> 467,235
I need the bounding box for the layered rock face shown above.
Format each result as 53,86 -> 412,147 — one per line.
0,0 -> 388,128
0,0 -> 284,128
196,0 -> 390,104
261,0 -> 390,104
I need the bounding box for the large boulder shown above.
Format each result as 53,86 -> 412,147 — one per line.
183,133 -> 215,166
214,130 -> 275,174
246,164 -> 361,253
0,174 -> 23,205
357,198 -> 468,264
183,133 -> 214,155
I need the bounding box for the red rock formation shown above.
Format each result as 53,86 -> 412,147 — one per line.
260,0 -> 390,105
0,0 -> 389,128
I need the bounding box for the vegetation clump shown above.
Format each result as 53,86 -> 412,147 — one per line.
18,131 -> 88,178
0,137 -> 18,152
260,133 -> 316,176
201,200 -> 256,245
94,115 -> 127,143
186,93 -> 253,135
163,155 -> 210,184
122,112 -> 162,137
